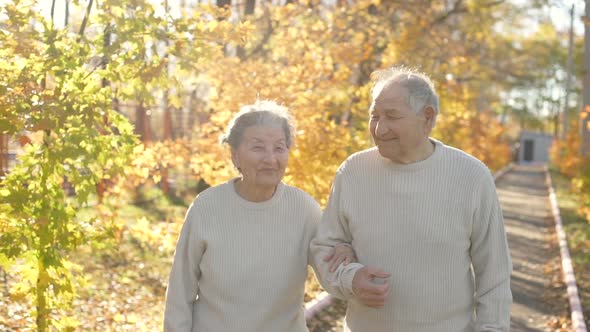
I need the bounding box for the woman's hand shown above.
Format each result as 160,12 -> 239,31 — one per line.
323,243 -> 357,273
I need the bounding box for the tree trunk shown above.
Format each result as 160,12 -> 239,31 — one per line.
64,0 -> 70,27
217,0 -> 232,55
563,4 -> 574,139
135,103 -> 150,143
36,257 -> 49,332
0,134 -> 6,177
237,0 -> 255,59
97,25 -> 111,203
217,0 -> 231,8
583,0 -> 590,155
162,107 -> 171,194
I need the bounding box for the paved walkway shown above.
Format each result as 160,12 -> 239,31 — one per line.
497,164 -> 570,331
308,164 -> 572,331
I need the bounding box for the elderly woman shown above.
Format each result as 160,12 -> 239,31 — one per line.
164,100 -> 355,332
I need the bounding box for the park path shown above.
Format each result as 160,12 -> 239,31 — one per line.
498,165 -> 571,331
308,164 -> 572,331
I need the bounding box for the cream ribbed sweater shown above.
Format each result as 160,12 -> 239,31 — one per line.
310,139 -> 512,332
164,179 -> 321,332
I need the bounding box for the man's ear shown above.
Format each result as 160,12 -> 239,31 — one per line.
423,106 -> 436,130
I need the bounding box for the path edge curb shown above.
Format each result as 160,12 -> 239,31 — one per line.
494,162 -> 513,182
545,166 -> 588,332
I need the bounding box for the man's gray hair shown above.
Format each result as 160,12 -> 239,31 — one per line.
220,100 -> 295,149
371,66 -> 439,119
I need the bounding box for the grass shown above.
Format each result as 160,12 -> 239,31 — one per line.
549,169 -> 590,327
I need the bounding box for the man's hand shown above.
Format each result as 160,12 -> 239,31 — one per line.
324,243 -> 358,272
352,266 -> 391,308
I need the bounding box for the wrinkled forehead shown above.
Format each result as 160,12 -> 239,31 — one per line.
241,125 -> 287,143
244,124 -> 285,136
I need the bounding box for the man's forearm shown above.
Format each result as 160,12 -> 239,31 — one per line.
474,277 -> 512,332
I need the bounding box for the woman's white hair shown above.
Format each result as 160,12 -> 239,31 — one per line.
219,100 -> 295,149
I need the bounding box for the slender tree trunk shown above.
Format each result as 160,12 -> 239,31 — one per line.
78,0 -> 93,37
97,26 -> 111,203
584,0 -> 590,155
50,0 -> 56,23
0,134 -> 6,177
65,0 -> 70,28
217,0 -> 231,8
217,0 -> 232,55
36,132 -> 51,332
163,108 -> 171,194
563,4 -> 574,139
36,256 -> 49,332
237,0 -> 255,59
160,0 -> 172,194
135,103 -> 150,143
1,267 -> 8,297
245,0 -> 255,13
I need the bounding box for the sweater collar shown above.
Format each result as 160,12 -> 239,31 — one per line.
379,138 -> 444,172
226,178 -> 285,210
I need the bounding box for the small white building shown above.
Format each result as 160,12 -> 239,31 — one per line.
517,131 -> 553,164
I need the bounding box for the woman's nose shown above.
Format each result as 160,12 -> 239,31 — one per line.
262,149 -> 277,162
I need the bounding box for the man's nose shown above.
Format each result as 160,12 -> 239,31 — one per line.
375,119 -> 389,137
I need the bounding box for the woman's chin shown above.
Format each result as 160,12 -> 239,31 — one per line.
254,176 -> 281,189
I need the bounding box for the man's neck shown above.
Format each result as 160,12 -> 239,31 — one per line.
393,139 -> 435,164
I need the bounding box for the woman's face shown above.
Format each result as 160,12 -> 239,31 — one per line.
232,125 -> 289,190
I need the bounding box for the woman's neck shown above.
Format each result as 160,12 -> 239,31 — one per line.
234,179 -> 277,202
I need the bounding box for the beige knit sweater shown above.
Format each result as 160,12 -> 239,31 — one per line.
164,179 -> 321,332
310,139 -> 513,332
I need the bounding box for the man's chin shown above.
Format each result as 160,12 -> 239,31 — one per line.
376,145 -> 394,158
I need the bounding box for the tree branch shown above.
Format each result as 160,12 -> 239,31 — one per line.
78,0 -> 94,37
243,5 -> 273,60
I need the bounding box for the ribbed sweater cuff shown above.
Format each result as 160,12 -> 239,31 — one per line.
341,263 -> 364,298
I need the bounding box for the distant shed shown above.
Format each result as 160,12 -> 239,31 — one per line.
518,131 -> 553,164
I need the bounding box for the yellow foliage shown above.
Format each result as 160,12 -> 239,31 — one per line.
109,139 -> 197,202
184,1 -> 518,203
549,119 -> 590,224
549,121 -> 583,178
189,3 -> 384,204
434,110 -> 511,172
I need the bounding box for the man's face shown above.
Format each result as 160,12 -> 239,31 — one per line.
369,82 -> 431,163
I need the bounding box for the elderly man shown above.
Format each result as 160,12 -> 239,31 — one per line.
311,66 -> 512,332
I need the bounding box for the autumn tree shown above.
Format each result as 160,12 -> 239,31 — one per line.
190,0 -> 558,205
0,0 -> 251,330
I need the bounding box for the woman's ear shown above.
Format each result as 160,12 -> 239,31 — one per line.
231,149 -> 240,169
